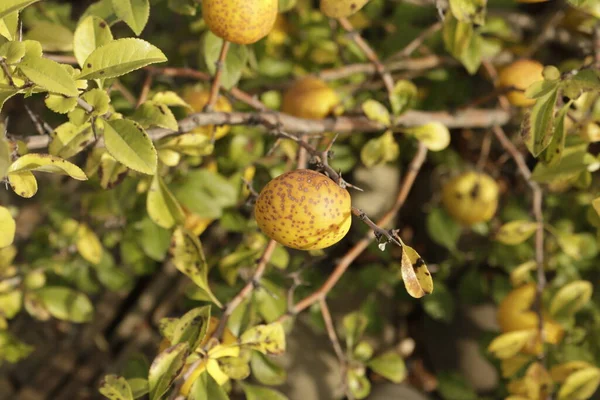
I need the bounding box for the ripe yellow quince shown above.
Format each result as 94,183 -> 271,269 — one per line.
182,87 -> 232,140
255,169 -> 352,250
497,283 -> 564,354
498,59 -> 545,107
282,77 -> 341,120
202,0 -> 279,45
441,171 -> 499,226
320,0 -> 370,18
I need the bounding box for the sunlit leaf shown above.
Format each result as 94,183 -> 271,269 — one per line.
133,101 -> 178,131
99,375 -> 134,400
400,243 -> 433,298
49,122 -> 94,159
240,323 -> 286,355
8,171 -> 38,198
558,368 -> 600,400
148,342 -> 189,400
0,206 -> 15,248
79,38 -> 167,80
206,358 -> 229,385
510,261 -> 536,287
0,11 -> 18,41
147,174 -> 185,229
73,16 -> 114,68
551,361 -> 595,383
550,280 -> 593,318
102,118 -> 157,175
521,87 -> 558,157
362,100 -> 391,126
0,0 -> 41,20
112,0 -> 150,36
18,57 -> 79,97
77,223 -> 103,265
494,220 -> 538,245
45,94 -> 78,114
82,88 -> 111,116
487,330 -> 537,359
8,153 -> 87,180
188,371 -> 230,400
404,122 -> 451,151
152,91 -> 193,110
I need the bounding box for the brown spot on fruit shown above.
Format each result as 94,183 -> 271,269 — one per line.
254,169 -> 352,250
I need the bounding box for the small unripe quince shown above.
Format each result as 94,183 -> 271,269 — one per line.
498,59 -> 544,107
182,87 -> 232,140
255,169 -> 352,250
202,0 -> 278,45
441,171 -> 499,226
497,283 -> 564,353
320,0 -> 370,18
282,77 -> 341,120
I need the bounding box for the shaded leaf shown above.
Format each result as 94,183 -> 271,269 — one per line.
112,0 -> 149,36
0,135 -> 9,179
426,207 -> 461,251
147,174 -> 185,229
202,32 -> 248,90
99,375 -> 134,400
241,383 -> 288,400
550,280 -> 593,318
77,223 -> 103,265
188,371 -> 230,400
49,122 -> 94,159
102,118 -> 157,175
522,87 -> 559,157
240,323 -> 286,355
495,220 -> 538,245
367,351 -> 406,383
36,287 -> 93,323
250,352 -> 287,386
171,306 -> 211,350
133,101 -> 178,131
148,343 -> 189,400
488,330 -> 537,359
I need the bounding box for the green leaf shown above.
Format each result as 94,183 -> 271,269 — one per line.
219,357 -> 251,380
0,331 -> 33,363
147,174 -> 185,229
99,375 -> 134,400
494,220 -> 538,245
136,216 -> 171,261
158,133 -> 213,157
112,0 -> 149,36
0,0 -> 41,20
49,122 -> 94,159
167,0 -> 197,15
18,57 -> 79,97
255,281 -> 287,323
347,369 -> 371,400
437,371 -> 478,400
8,153 -> 87,180
423,283 -> 455,323
127,378 -> 149,399
133,101 -> 178,131
81,0 -> 118,25
390,79 -> 417,115
343,311 -> 368,351
449,0 -> 486,25
8,171 -> 37,198
367,351 -> 406,383
542,100 -> 572,166
360,130 -> 399,168
45,95 -> 78,114
0,290 -> 21,318
171,306 -> 211,350
0,41 -> 26,64
522,87 -> 559,157
170,227 -> 222,307
532,144 -> 592,183
426,207 -> 461,251
148,342 -> 189,400
36,287 -> 93,323
79,38 -> 167,80
172,169 -> 237,219
77,223 -> 103,265
73,16 -> 114,68
98,152 -> 128,189
241,383 -> 288,400
0,135 -> 10,179
82,88 -> 111,116
26,22 -> 74,52
362,100 -> 391,126
404,122 -> 451,151
202,31 -> 248,90
250,352 -> 287,386
102,118 -> 157,175
442,15 -> 482,74
558,368 -> 600,400
0,11 -> 18,41
550,280 -> 593,319
188,372 -> 230,400
240,323 -> 286,355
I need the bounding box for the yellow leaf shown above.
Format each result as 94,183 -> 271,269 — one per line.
495,220 -> 538,245
208,344 -> 240,359
240,323 -> 286,355
551,361 -> 595,383
8,153 -> 87,180
8,171 -> 38,198
157,149 -> 181,167
76,223 -> 103,265
510,261 -> 536,287
361,99 -> 391,126
592,196 -> 600,217
550,280 -> 593,318
403,122 -> 451,151
400,243 -> 433,298
0,206 -> 15,248
488,330 -> 537,359
501,354 -> 532,378
147,174 -> 184,229
558,368 -> 600,400
206,358 -> 229,386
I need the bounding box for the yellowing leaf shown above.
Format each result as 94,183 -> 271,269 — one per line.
45,94 -> 78,114
152,91 -> 193,110
360,130 -> 399,168
170,228 -> 221,307
112,0 -> 150,36
157,149 -> 181,167
218,356 -> 250,381
510,260 -> 536,287
362,99 -> 391,126
98,152 -> 129,189
49,122 -> 94,159
9,153 -> 87,180
102,118 -> 157,175
558,368 -> 600,400
404,122 -> 451,151
551,361 -> 595,383
73,16 -> 113,68
0,0 -> 41,20
0,135 -> 10,179
240,323 -> 286,355
593,197 -> 600,218
206,358 -> 229,386
82,88 -> 110,116
550,280 -> 593,318
79,38 -> 167,80
208,344 -> 241,359
133,101 -> 178,131
77,223 -> 103,265
18,57 -> 79,97
147,174 -> 185,229
99,375 -> 134,400
495,220 -> 538,245
488,330 -> 537,359
400,244 -> 433,299
158,133 -> 213,157
501,354 -> 532,378
0,206 -> 15,248
0,41 -> 26,64
8,171 -> 38,198
148,343 -> 189,400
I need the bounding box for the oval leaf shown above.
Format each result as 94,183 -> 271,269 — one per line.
8,171 -> 38,198
0,0 -> 41,20
404,122 -> 451,151
550,280 -> 593,318
99,375 -> 134,400
36,287 -> 93,323
495,220 -> 538,245
77,223 -> 103,265
367,351 -> 407,383
558,368 -> 600,400
400,244 -> 433,298
240,323 -> 286,356
147,174 -> 185,229
362,100 -> 391,126
488,330 -> 537,359
79,38 -> 167,80
18,57 -> 79,97
0,206 -> 15,248
102,118 -> 157,175
73,16 -> 114,68
9,153 -> 87,180
148,343 -> 190,400
112,0 -> 150,36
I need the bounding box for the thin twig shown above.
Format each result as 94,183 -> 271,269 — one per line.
476,130 -> 492,171
285,143 -> 428,317
388,22 -> 442,60
338,17 -> 396,100
136,71 -> 154,108
204,41 -> 230,112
